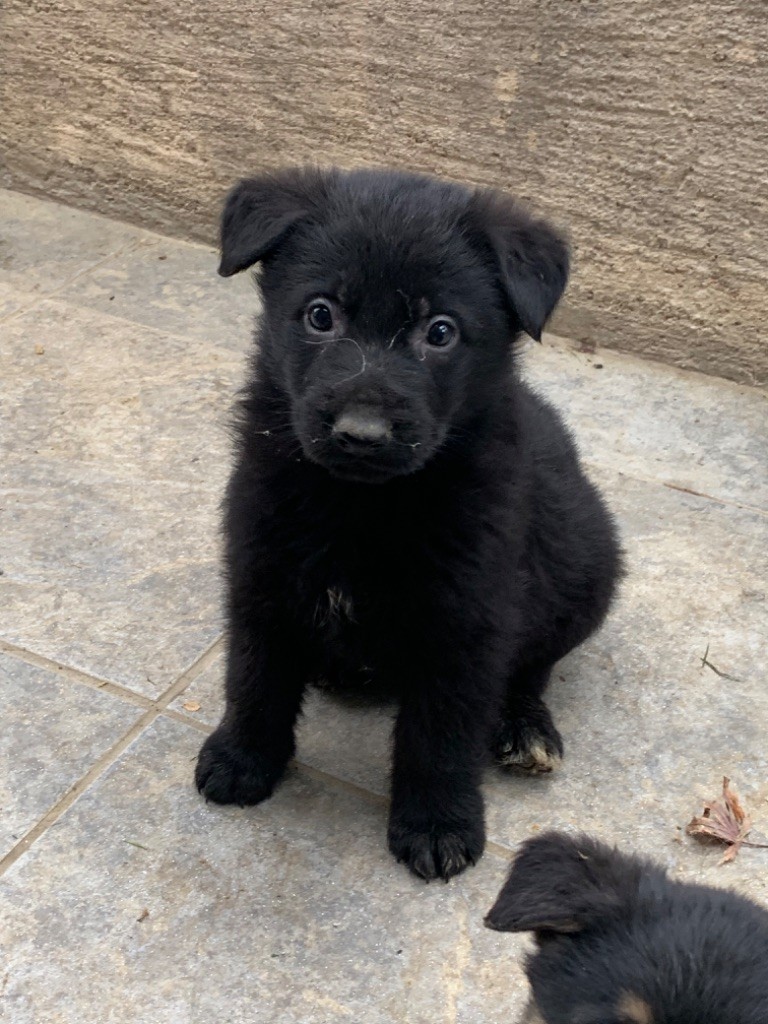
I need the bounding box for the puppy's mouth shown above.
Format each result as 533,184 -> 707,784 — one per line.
299,403 -> 434,483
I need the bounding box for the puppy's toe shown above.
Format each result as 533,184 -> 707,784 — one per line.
494,711 -> 564,775
388,819 -> 485,882
497,738 -> 562,774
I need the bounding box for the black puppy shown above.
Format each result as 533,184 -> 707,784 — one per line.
195,166 -> 621,880
485,831 -> 768,1023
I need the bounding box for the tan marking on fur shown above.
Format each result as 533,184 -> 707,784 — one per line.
526,742 -> 561,773
497,741 -> 562,774
617,992 -> 654,1024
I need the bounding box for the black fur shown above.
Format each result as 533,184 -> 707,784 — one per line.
195,167 -> 622,881
486,831 -> 768,1023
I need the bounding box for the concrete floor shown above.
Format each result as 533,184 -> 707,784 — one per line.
1,189 -> 766,1024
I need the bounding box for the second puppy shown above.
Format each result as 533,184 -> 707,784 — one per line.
486,831 -> 768,1022
196,167 -> 622,880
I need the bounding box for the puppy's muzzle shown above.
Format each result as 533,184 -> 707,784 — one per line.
332,405 -> 392,447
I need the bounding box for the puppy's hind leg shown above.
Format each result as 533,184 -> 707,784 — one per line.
493,663 -> 563,774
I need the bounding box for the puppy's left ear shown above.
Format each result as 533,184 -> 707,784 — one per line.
484,832 -> 637,937
466,191 -> 570,341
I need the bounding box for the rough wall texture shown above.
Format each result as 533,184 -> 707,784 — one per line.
2,0 -> 766,385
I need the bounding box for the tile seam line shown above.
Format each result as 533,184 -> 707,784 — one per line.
4,189 -> 766,393
153,707 -> 518,861
0,634 -> 225,711
0,663 -> 517,874
0,236 -> 149,327
583,463 -> 768,518
0,635 -> 225,877
0,639 -> 154,710
6,288 -> 765,516
0,698 -> 515,878
7,287 -> 255,349
157,635 -> 226,706
11,281 -> 764,416
2,189 -> 217,254
0,707 -> 159,878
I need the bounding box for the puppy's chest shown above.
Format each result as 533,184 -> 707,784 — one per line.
307,577 -> 378,682
295,531 -> 403,638
302,552 -> 396,653
313,585 -> 358,631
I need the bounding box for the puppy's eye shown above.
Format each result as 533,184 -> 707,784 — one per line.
425,317 -> 458,349
306,301 -> 334,333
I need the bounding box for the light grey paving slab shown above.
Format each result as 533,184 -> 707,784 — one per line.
168,649 -> 226,725
65,236 -> 259,352
1,299 -> 237,695
172,473 -> 768,905
170,652 -> 396,783
530,336 -> 768,512
0,190 -> 147,298
0,652 -> 141,857
0,282 -> 40,320
0,716 -> 529,1024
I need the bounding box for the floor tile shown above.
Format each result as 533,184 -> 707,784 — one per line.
0,191 -> 146,297
530,337 -> 768,511
64,236 -> 258,352
0,652 -> 141,857
0,716 -> 528,1024
1,300 -> 237,694
0,282 -> 40,320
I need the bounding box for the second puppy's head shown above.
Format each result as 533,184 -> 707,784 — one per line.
485,831 -> 768,1024
219,166 -> 568,482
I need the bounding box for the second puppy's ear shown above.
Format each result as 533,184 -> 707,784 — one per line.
466,190 -> 569,341
218,167 -> 330,277
484,832 -> 637,936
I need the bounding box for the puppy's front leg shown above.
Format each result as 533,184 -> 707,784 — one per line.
195,614 -> 309,807
388,676 -> 499,882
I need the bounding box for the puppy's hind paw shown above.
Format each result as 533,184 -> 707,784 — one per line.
494,710 -> 564,775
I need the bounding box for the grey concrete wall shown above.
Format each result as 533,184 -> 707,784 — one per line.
2,0 -> 767,385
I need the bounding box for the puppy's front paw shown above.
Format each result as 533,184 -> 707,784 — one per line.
195,728 -> 284,806
494,706 -> 563,774
388,814 -> 485,882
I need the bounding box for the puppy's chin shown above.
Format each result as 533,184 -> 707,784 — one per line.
301,438 -> 431,483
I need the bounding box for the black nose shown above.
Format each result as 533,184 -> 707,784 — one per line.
332,405 -> 392,446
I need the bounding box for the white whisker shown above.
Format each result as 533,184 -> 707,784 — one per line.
387,320 -> 410,351
334,336 -> 368,387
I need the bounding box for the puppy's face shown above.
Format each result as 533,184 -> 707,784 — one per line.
485,832 -> 768,1024
218,168 -> 568,482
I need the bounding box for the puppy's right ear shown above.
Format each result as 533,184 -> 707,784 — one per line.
218,168 -> 328,277
484,832 -> 639,937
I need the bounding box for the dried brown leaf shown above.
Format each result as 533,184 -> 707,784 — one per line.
719,844 -> 741,865
686,777 -> 768,864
